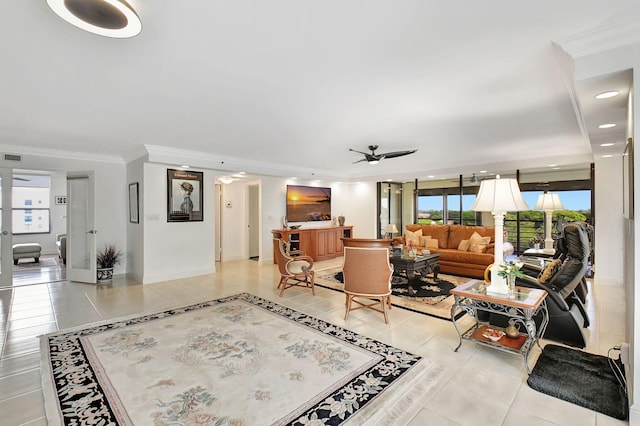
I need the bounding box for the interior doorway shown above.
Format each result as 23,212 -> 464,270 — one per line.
215,183 -> 222,262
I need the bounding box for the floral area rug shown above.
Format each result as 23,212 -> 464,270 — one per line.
316,268 -> 470,321
40,293 -> 444,425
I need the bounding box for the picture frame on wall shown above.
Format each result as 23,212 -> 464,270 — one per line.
167,169 -> 204,222
623,137 -> 634,219
129,182 -> 139,223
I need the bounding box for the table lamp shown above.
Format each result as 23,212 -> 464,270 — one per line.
385,224 -> 399,239
471,175 -> 529,294
535,193 -> 564,254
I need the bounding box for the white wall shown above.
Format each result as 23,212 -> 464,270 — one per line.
217,177 -> 377,265
126,158 -> 145,283
594,156 -> 624,283
141,163 -> 216,283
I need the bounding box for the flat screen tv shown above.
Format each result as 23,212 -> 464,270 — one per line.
286,185 -> 332,222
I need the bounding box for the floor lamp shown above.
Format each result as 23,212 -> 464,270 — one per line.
535,193 -> 564,254
471,175 -> 529,294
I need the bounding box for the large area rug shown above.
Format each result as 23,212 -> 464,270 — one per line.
527,344 -> 628,420
316,268 -> 469,321
40,293 -> 444,425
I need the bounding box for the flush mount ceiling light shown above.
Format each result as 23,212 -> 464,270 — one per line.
595,91 -> 619,99
599,123 -> 617,129
46,0 -> 142,38
600,143 -> 615,147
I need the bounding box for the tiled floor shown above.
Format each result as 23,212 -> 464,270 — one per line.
0,259 -> 629,425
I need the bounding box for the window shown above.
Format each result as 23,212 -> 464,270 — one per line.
10,175 -> 51,234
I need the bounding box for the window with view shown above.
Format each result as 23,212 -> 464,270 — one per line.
3,175 -> 51,234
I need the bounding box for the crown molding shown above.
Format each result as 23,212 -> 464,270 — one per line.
557,14 -> 640,58
0,143 -> 124,164
142,145 -> 350,181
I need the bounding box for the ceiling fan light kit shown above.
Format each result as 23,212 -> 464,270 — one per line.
350,145 -> 417,164
46,0 -> 142,38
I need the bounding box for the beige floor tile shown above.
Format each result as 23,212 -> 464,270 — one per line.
0,259 -> 629,425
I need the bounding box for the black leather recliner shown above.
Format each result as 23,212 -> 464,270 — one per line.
516,222 -> 591,348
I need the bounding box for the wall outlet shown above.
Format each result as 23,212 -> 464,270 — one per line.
620,343 -> 630,365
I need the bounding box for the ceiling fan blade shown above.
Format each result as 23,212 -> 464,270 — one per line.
378,149 -> 418,159
13,176 -> 29,181
349,148 -> 370,156
353,158 -> 368,164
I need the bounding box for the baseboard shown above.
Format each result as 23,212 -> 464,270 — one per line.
628,403 -> 640,425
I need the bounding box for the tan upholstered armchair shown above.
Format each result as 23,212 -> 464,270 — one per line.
56,233 -> 67,265
274,238 -> 315,297
342,246 -> 393,323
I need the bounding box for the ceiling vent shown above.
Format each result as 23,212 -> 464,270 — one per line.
4,154 -> 22,162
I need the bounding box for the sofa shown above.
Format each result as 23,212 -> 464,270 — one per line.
393,224 -> 497,278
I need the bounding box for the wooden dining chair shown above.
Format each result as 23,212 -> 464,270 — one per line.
342,246 -> 393,323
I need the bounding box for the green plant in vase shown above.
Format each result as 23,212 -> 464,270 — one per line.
497,261 -> 525,297
96,244 -> 124,282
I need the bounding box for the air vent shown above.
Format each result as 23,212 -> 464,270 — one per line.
4,154 -> 22,162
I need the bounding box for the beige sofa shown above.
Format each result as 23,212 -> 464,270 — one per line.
393,224 -> 497,278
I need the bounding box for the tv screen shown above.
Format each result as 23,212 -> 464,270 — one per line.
286,185 -> 332,222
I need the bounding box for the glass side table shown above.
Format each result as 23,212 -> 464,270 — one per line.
450,279 -> 549,374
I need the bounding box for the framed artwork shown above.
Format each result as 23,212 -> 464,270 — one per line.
167,169 -> 203,222
623,138 -> 634,219
129,182 -> 139,223
55,196 -> 67,205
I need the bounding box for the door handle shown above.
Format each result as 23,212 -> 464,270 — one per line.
86,230 -> 97,234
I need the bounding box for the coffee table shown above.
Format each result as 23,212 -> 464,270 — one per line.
389,252 -> 440,293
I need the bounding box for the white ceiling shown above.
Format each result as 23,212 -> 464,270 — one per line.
0,1 -> 637,183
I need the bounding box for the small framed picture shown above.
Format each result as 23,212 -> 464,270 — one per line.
129,182 -> 139,223
55,196 -> 67,205
167,169 -> 203,222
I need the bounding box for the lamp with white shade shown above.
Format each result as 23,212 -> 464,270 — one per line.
385,224 -> 399,239
471,175 -> 529,294
534,193 -> 564,254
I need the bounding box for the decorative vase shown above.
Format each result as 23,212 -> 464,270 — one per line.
338,216 -> 345,226
534,243 -> 540,250
97,267 -> 114,282
507,274 -> 516,298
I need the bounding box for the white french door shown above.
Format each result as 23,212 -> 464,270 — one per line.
66,172 -> 96,283
0,168 -> 13,286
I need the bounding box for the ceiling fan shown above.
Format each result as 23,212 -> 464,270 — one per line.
349,145 -> 418,164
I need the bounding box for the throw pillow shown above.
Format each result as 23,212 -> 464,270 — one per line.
457,239 -> 470,251
423,238 -> 439,249
419,235 -> 430,246
405,229 -> 422,246
539,259 -> 562,284
469,236 -> 491,253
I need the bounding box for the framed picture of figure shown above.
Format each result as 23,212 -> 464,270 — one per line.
167,169 -> 203,222
129,182 -> 139,223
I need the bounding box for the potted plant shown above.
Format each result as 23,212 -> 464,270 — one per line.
96,244 -> 124,282
529,235 -> 543,250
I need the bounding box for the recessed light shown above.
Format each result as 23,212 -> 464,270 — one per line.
46,0 -> 142,38
548,164 -> 557,167
180,165 -> 190,169
552,167 -> 560,170
479,170 -> 488,174
428,175 -> 435,178
602,155 -> 613,158
600,143 -> 615,147
595,91 -> 619,99
598,123 -> 616,129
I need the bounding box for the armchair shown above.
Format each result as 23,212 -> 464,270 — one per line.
273,238 -> 315,297
515,223 -> 591,348
56,233 -> 67,265
342,246 -> 393,324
